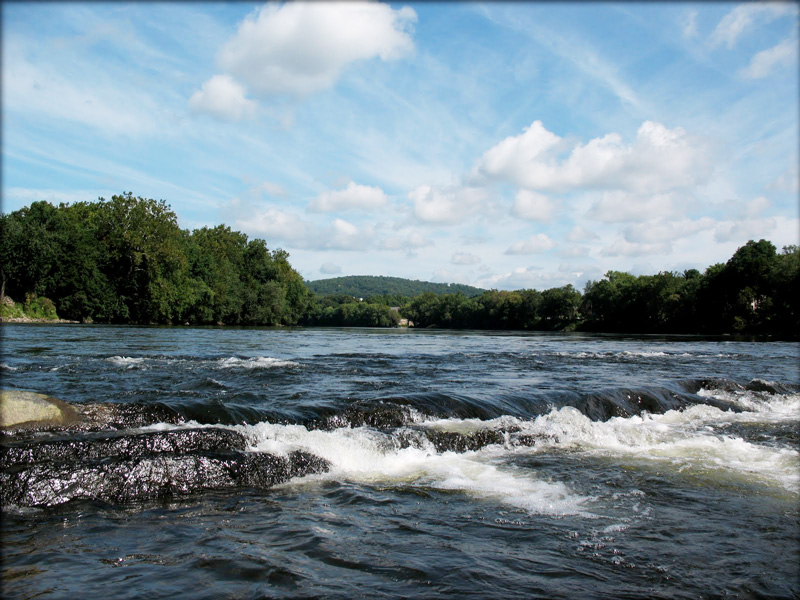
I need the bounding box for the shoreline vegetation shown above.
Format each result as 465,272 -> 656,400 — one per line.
1,194 -> 797,337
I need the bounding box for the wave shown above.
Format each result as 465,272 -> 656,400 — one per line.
105,356 -> 146,369
215,356 -> 300,370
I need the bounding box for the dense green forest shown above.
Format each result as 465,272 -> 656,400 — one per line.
305,275 -> 484,299
1,195 -> 797,336
399,240 -> 798,337
0,194 -> 310,325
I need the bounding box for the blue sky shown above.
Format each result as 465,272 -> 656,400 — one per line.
3,1 -> 798,290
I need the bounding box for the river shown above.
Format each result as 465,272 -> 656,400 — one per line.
1,324 -> 798,599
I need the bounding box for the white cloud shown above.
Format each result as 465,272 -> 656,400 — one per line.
308,181 -> 388,212
710,3 -> 795,49
409,184 -> 488,224
682,9 -> 699,39
478,266 -> 582,292
189,74 -> 256,121
586,191 -> 686,223
326,217 -> 370,250
473,120 -> 711,195
566,225 -> 599,242
254,181 -> 287,197
505,233 -> 555,255
240,206 -> 311,242
451,252 -> 481,265
742,195 -> 771,218
740,37 -> 797,79
512,190 -> 555,221
767,168 -> 800,193
218,2 -> 416,98
714,217 -> 777,243
320,262 -> 342,275
601,239 -> 672,257
560,246 -> 590,258
381,229 -> 432,251
623,216 -> 716,244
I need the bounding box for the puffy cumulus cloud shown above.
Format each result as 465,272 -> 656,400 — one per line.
451,252 -> 481,266
505,233 -> 555,255
241,206 -> 311,242
326,217 -> 371,250
742,195 -> 771,218
189,74 -> 257,121
320,262 -> 342,275
471,120 -> 563,188
586,191 -> 686,223
478,266 -> 588,292
566,225 -> 599,242
714,217 -> 777,243
512,190 -> 555,222
710,3 -> 795,50
409,184 -> 488,224
380,229 -> 432,251
308,181 -> 388,212
623,216 -> 716,244
560,246 -> 590,258
237,206 -> 371,251
740,37 -> 797,79
473,120 -> 711,195
600,239 -> 672,257
218,2 -> 416,98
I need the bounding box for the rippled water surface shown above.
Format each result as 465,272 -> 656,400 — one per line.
1,324 -> 798,599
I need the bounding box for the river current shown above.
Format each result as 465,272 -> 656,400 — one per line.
1,324 -> 798,599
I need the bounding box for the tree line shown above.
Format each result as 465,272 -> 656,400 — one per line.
399,239 -> 798,337
0,194 -> 310,325
1,195 -> 796,336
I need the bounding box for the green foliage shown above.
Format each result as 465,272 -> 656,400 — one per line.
0,195 -> 309,326
305,275 -> 484,299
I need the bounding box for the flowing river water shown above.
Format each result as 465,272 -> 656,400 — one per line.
1,324 -> 798,599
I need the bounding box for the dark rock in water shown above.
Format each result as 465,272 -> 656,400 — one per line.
394,426 -> 550,453
745,379 -> 799,394
0,426 -> 330,507
0,427 -> 250,470
74,402 -> 183,431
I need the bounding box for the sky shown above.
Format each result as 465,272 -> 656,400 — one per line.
2,1 -> 798,291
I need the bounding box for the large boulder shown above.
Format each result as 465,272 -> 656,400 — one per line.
0,390 -> 80,429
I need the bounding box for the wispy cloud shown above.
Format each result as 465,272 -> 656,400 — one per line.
740,37 -> 797,79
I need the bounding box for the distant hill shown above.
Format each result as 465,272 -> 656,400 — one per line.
305,275 -> 485,298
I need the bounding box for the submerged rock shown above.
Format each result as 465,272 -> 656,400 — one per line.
0,390 -> 80,429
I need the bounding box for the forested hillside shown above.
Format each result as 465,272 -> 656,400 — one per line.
0,194 -> 310,325
305,275 -> 484,299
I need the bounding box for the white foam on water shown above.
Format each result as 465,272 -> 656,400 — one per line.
216,357 -> 299,369
106,356 -> 146,369
236,421 -> 592,516
516,404 -> 799,494
1,363 -> 18,370
697,384 -> 800,421
551,350 -> 690,359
